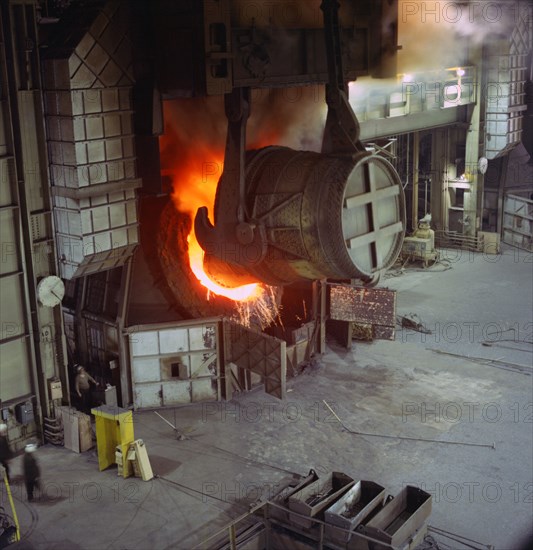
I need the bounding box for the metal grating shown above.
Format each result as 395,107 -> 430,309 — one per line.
434,230 -> 479,251
329,284 -> 397,340
68,243 -> 137,279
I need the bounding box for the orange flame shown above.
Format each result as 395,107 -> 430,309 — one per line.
160,90 -> 321,303
162,145 -> 261,302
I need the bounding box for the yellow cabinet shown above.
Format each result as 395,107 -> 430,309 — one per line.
91,405 -> 134,477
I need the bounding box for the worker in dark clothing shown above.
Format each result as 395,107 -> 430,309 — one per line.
0,423 -> 12,482
23,443 -> 40,502
74,365 -> 98,414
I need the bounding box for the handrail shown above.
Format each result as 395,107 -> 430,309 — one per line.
193,499 -> 407,550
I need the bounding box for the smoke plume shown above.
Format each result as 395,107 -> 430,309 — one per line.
398,0 -> 519,72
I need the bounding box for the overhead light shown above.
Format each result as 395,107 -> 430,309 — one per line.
456,68 -> 466,77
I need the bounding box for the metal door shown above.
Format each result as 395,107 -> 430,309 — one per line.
502,193 -> 533,251
223,321 -> 286,399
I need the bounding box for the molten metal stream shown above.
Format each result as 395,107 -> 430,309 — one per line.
160,97 -> 290,300
165,150 -> 261,302
187,233 -> 261,301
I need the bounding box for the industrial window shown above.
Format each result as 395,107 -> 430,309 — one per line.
84,267 -> 122,317
87,323 -> 106,366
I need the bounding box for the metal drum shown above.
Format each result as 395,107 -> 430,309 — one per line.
204,146 -> 405,286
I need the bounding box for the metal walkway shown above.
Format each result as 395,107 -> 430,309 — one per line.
349,66 -> 477,140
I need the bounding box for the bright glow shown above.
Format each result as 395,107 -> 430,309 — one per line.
402,73 -> 414,83
161,144 -> 261,302
158,98 -> 290,304
187,235 -> 261,301
456,68 -> 466,77
180,160 -> 261,301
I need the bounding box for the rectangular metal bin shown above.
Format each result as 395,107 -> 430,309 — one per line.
288,472 -> 355,530
360,485 -> 432,548
270,469 -> 319,522
324,480 -> 385,544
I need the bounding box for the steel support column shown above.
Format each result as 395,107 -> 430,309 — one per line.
464,58 -> 483,237
313,280 -> 327,355
412,131 -> 420,230
1,0 -> 47,426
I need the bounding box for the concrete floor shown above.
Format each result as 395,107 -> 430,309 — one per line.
1,246 -> 532,550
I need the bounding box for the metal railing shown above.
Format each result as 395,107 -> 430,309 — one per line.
350,66 -> 477,122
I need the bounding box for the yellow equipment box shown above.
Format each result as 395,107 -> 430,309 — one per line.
91,405 -> 134,478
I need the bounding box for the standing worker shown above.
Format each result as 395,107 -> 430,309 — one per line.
74,365 -> 98,414
23,443 -> 40,502
0,423 -> 12,482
